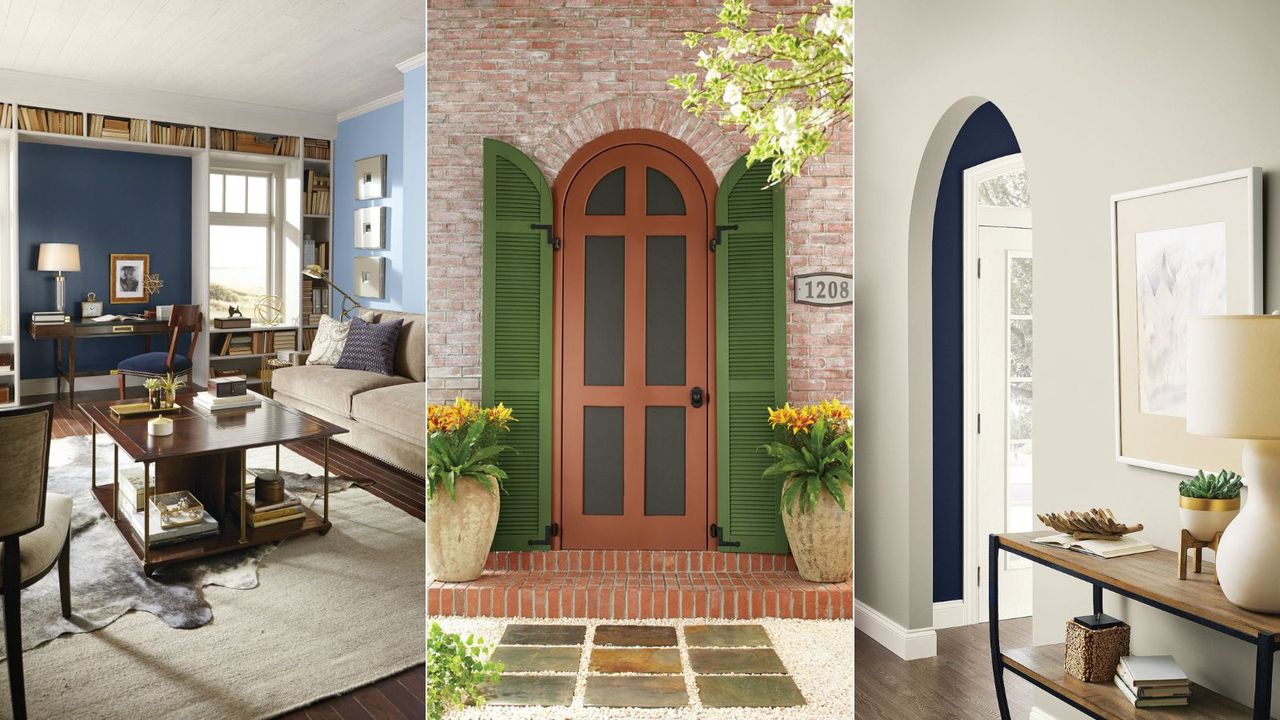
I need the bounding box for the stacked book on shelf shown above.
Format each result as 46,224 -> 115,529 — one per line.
117,476 -> 220,547
18,106 -> 83,135
210,128 -> 299,156
273,330 -> 296,351
304,138 -> 331,160
0,353 -> 12,372
0,104 -> 10,130
151,122 -> 204,148
302,326 -> 317,350
232,487 -> 305,531
31,311 -> 67,325
304,169 -> 331,214
88,115 -> 146,142
219,334 -> 255,356
1113,655 -> 1190,708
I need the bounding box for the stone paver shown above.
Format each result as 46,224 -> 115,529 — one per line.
684,624 -> 772,647
589,647 -> 682,674
688,647 -> 787,675
584,676 -> 690,708
491,645 -> 582,672
593,624 -> 678,647
499,623 -> 587,646
483,675 -> 577,706
697,675 -> 805,708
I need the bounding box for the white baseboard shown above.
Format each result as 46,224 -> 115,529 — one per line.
854,600 -> 937,660
21,374 -> 145,396
932,599 -> 969,629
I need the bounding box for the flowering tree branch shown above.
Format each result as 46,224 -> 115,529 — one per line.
669,0 -> 853,184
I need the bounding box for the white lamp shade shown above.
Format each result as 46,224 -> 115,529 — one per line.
1187,315 -> 1280,439
36,243 -> 80,272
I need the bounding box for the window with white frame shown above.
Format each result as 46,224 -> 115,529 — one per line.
208,169 -> 279,319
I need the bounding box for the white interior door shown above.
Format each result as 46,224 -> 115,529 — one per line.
976,209 -> 1033,622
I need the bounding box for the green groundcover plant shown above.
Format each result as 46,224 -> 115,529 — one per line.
427,623 -> 503,720
1179,469 -> 1243,500
670,0 -> 853,184
761,399 -> 853,515
426,397 -> 514,501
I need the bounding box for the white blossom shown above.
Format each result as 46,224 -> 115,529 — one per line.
705,67 -> 721,81
723,82 -> 742,105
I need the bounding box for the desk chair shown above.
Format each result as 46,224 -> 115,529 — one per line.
116,305 -> 203,399
0,403 -> 70,720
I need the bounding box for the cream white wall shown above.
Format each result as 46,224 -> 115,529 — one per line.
856,0 -> 1280,712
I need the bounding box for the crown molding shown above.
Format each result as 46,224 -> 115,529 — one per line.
396,53 -> 425,73
336,91 -> 405,123
0,68 -> 336,139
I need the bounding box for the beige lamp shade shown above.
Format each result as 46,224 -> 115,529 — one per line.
1187,315 -> 1280,440
36,243 -> 80,272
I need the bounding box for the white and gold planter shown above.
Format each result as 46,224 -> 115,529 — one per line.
1178,495 -> 1240,543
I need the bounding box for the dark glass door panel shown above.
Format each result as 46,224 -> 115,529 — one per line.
583,406 -> 624,515
584,235 -> 625,386
645,406 -> 686,516
586,167 -> 626,215
646,235 -> 686,386
646,167 -> 686,215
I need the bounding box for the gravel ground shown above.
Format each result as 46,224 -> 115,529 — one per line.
433,616 -> 854,719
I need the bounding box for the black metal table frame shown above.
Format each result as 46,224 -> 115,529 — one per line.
989,534 -> 1277,719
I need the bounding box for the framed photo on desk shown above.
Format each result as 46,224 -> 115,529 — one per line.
110,253 -> 149,304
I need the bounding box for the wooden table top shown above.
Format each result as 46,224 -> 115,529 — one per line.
78,391 -> 347,463
999,532 -> 1280,640
29,318 -> 174,337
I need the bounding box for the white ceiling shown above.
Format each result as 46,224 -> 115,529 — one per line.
0,0 -> 424,116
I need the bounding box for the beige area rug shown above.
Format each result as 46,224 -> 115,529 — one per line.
3,486 -> 425,719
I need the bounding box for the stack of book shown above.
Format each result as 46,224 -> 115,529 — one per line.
232,488 -> 305,530
18,106 -> 83,135
0,104 -> 10,130
219,334 -> 255,356
117,474 -> 219,547
273,330 -> 296,350
194,374 -> 259,412
88,115 -> 147,142
32,311 -> 67,325
305,170 -> 331,214
0,353 -> 13,372
152,122 -> 203,147
304,138 -> 331,160
1114,655 -> 1190,708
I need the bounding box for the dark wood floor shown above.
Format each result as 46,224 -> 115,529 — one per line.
31,389 -> 425,720
855,618 -> 1034,719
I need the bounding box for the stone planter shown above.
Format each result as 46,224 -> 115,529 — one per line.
780,476 -> 853,583
1178,495 -> 1239,542
427,476 -> 500,582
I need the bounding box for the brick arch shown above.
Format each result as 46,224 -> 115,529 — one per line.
528,97 -> 745,184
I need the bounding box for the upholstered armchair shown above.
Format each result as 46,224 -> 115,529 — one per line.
0,402 -> 71,720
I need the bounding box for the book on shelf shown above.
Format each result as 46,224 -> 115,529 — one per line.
1112,676 -> 1189,707
235,488 -> 302,514
152,122 -> 202,147
19,106 -> 83,135
304,138 -> 331,160
119,488 -> 219,547
304,169 -> 332,214
31,311 -> 68,324
232,490 -> 304,528
1030,533 -> 1155,559
0,352 -> 12,372
1116,655 -> 1189,688
193,392 -> 261,411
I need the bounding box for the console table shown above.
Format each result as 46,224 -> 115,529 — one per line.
991,532 -> 1279,719
28,318 -> 172,405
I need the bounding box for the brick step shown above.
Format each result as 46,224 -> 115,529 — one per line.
430,551 -> 851,620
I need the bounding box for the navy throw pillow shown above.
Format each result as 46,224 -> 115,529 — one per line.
335,318 -> 403,376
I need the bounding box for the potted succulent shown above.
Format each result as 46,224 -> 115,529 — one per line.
143,373 -> 186,409
762,399 -> 853,583
1179,469 -> 1242,542
427,398 -> 514,582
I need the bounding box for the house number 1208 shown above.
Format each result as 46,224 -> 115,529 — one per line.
793,272 -> 852,307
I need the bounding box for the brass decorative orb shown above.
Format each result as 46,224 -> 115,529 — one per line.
253,295 -> 285,326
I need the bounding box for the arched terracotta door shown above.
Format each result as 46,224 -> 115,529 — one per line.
559,140 -> 711,550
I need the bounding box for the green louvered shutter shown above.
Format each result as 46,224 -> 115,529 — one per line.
715,156 -> 788,553
482,139 -> 552,550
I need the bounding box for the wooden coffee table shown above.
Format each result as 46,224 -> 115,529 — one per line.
79,391 -> 348,575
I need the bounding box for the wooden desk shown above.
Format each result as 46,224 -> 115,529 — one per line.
28,319 -> 172,405
990,532 -> 1279,719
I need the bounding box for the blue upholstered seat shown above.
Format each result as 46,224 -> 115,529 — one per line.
117,352 -> 191,376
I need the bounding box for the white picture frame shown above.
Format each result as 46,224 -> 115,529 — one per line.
355,206 -> 387,249
353,256 -> 386,298
354,155 -> 387,200
1111,167 -> 1262,475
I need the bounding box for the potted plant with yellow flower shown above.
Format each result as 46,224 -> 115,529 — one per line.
427,398 -> 515,582
762,399 -> 853,582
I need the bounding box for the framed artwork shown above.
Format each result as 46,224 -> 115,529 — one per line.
353,256 -> 386,298
354,155 -> 387,200
355,206 -> 387,249
1112,167 -> 1261,475
109,253 -> 150,304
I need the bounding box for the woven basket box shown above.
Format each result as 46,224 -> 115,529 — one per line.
1064,619 -> 1130,683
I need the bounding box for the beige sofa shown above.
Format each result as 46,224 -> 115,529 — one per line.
271,310 -> 424,476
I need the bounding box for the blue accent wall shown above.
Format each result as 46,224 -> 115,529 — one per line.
932,102 -> 1020,602
19,143 -> 191,379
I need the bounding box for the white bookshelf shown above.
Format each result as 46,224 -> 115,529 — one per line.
0,99 -> 334,395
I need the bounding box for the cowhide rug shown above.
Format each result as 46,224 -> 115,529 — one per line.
0,434 -> 355,659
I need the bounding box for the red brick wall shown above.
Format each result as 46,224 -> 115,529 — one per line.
427,0 -> 852,406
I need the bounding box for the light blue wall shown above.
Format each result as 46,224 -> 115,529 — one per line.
333,64 -> 424,315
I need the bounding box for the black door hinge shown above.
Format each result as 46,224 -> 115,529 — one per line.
709,224 -> 739,252
710,523 -> 741,548
529,522 -> 560,546
531,223 -> 560,251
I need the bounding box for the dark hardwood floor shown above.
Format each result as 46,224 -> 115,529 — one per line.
29,388 -> 425,720
855,618 -> 1034,719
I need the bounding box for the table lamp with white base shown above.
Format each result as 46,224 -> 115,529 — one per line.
1187,315 -> 1280,612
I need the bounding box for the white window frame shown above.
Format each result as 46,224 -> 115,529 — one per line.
208,165 -> 285,312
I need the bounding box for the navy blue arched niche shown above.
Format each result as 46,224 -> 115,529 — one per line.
932,102 -> 1021,603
